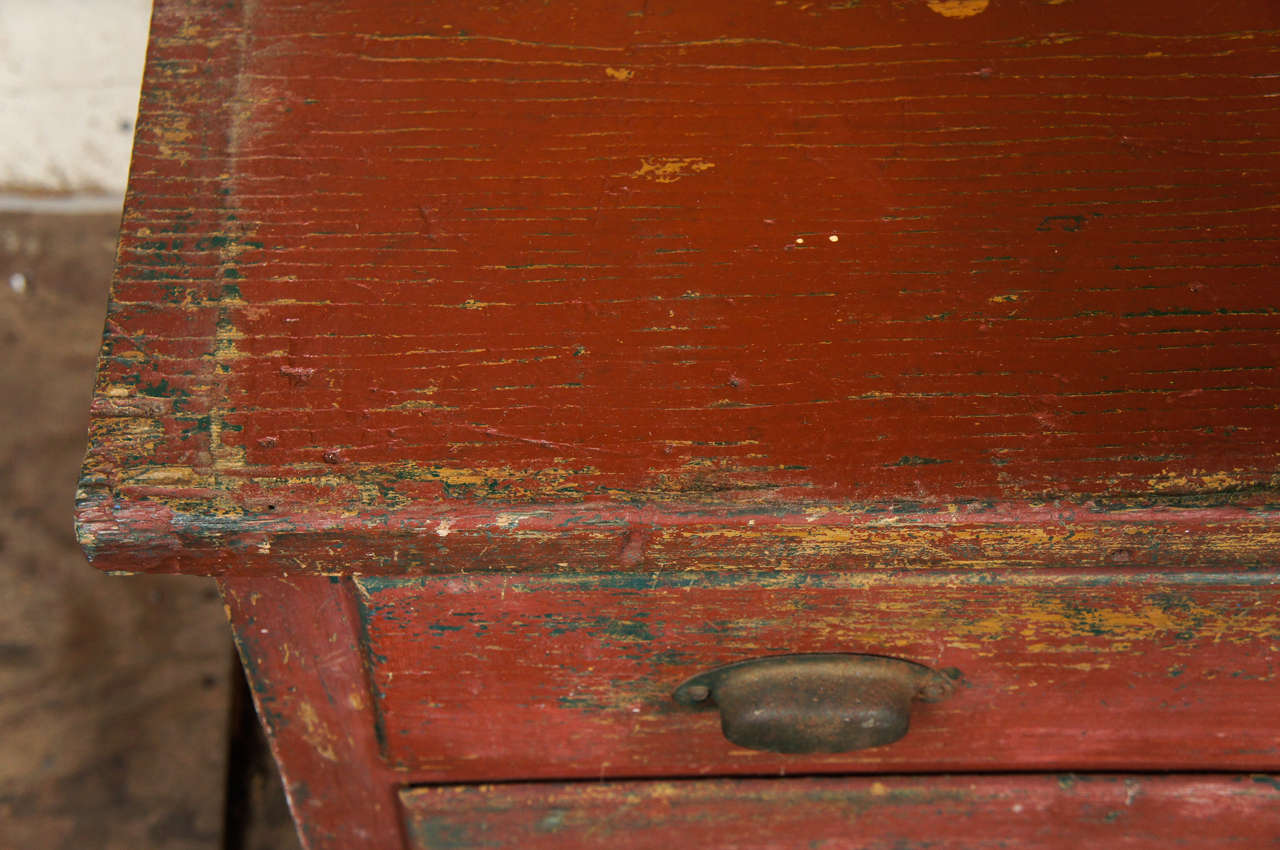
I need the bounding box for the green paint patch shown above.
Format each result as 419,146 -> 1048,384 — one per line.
195,235 -> 232,251
412,819 -> 473,850
556,695 -> 606,711
139,378 -> 185,398
893,456 -> 950,467
536,809 -> 567,832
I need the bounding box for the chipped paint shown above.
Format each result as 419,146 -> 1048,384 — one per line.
926,0 -> 990,17
630,157 -> 716,183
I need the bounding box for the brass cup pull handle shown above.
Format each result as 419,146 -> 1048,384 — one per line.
672,653 -> 959,754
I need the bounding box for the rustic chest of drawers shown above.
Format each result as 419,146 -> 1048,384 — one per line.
78,0 -> 1280,846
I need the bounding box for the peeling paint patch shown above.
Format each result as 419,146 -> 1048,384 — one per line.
297,701 -> 339,761
926,0 -> 990,17
631,157 -> 716,183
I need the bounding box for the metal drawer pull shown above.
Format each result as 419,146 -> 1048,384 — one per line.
673,653 -> 959,754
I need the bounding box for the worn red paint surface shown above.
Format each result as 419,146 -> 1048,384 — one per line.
360,571 -> 1280,780
400,774 -> 1280,849
76,0 -> 1280,576
81,1 -> 1280,848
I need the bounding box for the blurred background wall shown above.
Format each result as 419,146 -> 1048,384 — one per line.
0,0 -> 150,200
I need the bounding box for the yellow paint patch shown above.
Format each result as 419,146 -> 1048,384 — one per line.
298,701 -> 339,762
1146,466 -> 1274,493
605,67 -> 635,81
989,293 -> 1020,303
155,116 -> 195,161
125,464 -> 209,487
926,0 -> 989,18
386,399 -> 451,411
631,157 -> 716,183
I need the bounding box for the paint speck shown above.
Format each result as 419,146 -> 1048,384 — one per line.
926,0 -> 989,18
605,67 -> 635,81
322,449 -> 344,464
828,234 -> 839,242
795,237 -> 805,244
280,365 -> 316,385
436,519 -> 454,538
8,272 -> 27,294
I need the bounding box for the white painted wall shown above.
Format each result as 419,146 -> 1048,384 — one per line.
0,0 -> 152,198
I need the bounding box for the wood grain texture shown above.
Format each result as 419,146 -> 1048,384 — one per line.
77,0 -> 1280,576
359,571 -> 1280,781
400,774 -> 1280,849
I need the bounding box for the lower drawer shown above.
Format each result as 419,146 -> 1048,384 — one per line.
400,774 -> 1280,849
358,570 -> 1280,780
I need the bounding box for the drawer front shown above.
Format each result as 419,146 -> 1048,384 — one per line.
358,572 -> 1280,781
400,774 -> 1280,849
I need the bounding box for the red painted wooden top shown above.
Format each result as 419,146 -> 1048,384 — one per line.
79,0 -> 1280,575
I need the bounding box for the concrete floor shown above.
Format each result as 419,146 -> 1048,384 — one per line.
0,211 -> 299,850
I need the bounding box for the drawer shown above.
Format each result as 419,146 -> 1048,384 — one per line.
358,571 -> 1280,781
400,774 -> 1280,849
